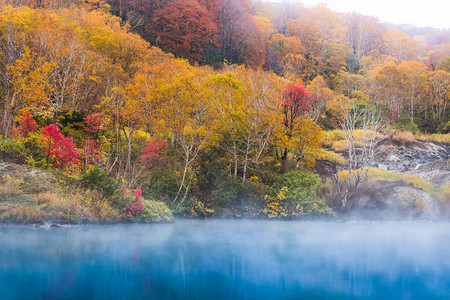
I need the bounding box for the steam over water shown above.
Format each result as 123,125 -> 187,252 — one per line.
1,220 -> 449,299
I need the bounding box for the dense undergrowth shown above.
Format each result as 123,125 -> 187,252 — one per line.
0,0 -> 448,223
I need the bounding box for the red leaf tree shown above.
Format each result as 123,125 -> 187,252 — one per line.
18,112 -> 37,138
147,0 -> 217,62
84,113 -> 106,133
281,83 -> 312,160
139,139 -> 167,170
282,83 -> 311,133
41,124 -> 79,167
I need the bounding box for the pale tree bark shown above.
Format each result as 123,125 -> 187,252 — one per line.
333,102 -> 389,210
172,105 -> 213,211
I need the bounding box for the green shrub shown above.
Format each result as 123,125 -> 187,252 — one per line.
440,121 -> 450,134
56,111 -> 86,139
269,169 -> 333,218
0,134 -> 44,166
137,199 -> 173,222
393,122 -> 420,134
256,159 -> 297,187
26,157 -> 48,168
183,197 -> 214,218
141,169 -> 179,201
81,167 -> 117,199
0,138 -> 27,162
211,177 -> 268,216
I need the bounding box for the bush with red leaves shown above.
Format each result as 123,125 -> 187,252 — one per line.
41,124 -> 79,167
122,186 -> 144,221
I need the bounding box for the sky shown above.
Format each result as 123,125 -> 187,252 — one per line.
267,0 -> 450,29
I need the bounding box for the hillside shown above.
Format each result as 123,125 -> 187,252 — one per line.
1,136 -> 448,223
0,0 -> 447,222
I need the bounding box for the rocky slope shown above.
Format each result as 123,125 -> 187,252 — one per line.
350,181 -> 444,221
374,140 -> 449,187
348,140 -> 450,220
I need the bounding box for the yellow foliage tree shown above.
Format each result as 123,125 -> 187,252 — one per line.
5,48 -> 55,133
290,117 -> 322,168
212,66 -> 285,182
307,75 -> 337,122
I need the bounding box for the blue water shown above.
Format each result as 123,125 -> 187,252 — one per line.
1,220 -> 449,299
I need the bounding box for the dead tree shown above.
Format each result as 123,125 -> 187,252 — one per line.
333,102 -> 389,210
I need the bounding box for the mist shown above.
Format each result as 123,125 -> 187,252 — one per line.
1,220 -> 449,299
268,0 -> 450,29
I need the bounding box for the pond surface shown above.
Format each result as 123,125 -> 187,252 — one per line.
1,220 -> 449,299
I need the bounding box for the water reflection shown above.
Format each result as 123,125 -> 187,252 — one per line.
1,221 -> 449,299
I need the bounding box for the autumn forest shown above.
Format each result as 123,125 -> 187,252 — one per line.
0,0 -> 448,222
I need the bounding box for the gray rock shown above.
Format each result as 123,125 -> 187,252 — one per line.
387,154 -> 401,162
349,181 -> 442,221
390,185 -> 441,220
375,141 -> 449,176
379,164 -> 389,171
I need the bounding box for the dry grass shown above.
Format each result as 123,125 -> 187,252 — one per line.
379,144 -> 395,152
337,167 -> 431,190
352,129 -> 384,142
0,188 -> 119,224
322,129 -> 385,152
0,175 -> 24,198
337,167 -> 448,202
321,130 -> 344,148
391,131 -> 416,144
415,133 -> 450,144
0,205 -> 42,223
414,198 -> 427,213
70,188 -> 119,222
329,141 -> 346,152
35,192 -> 93,223
440,184 -> 450,203
313,149 -> 347,164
